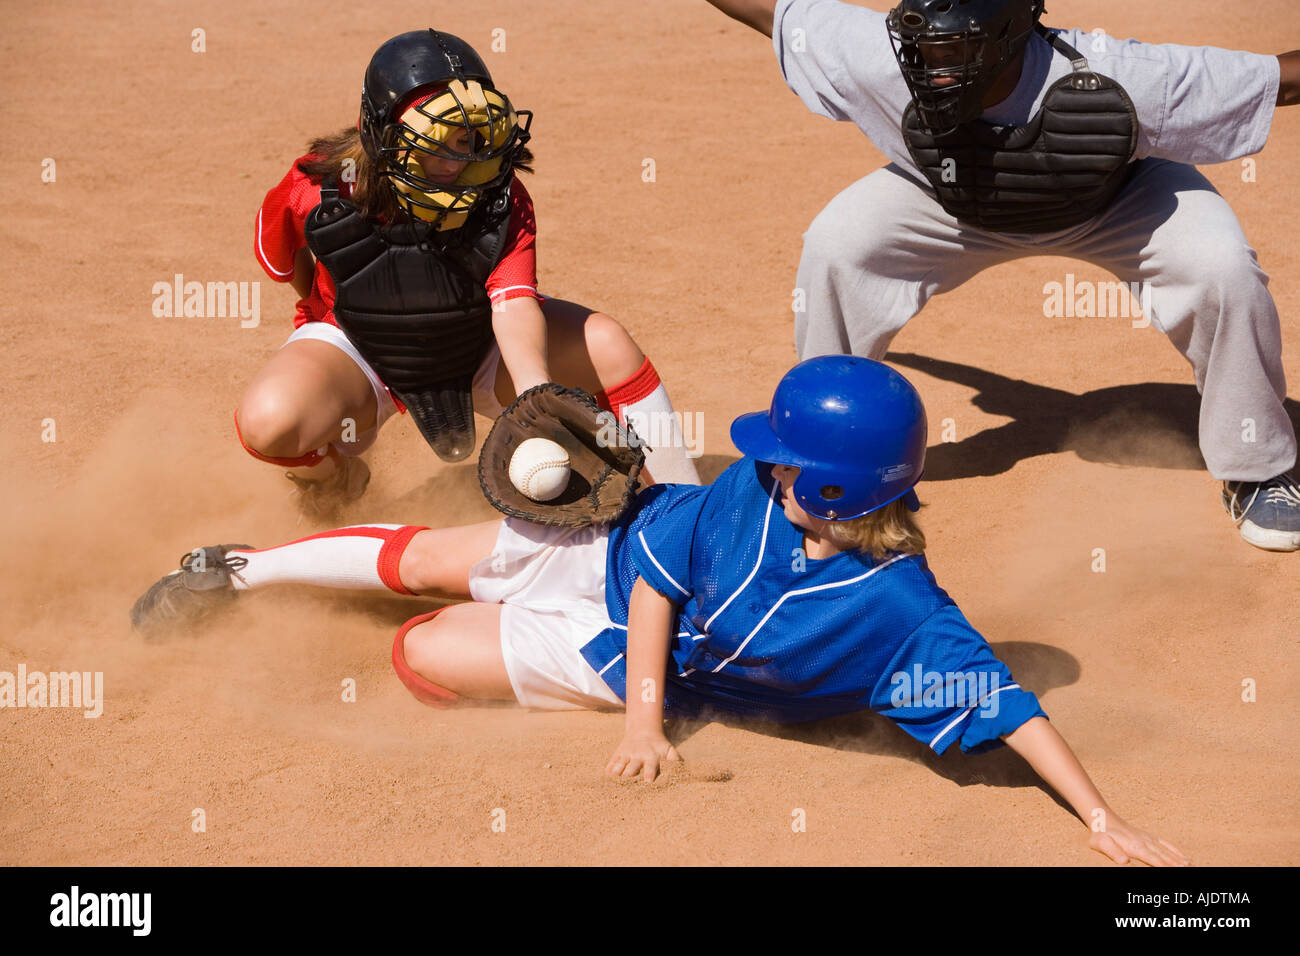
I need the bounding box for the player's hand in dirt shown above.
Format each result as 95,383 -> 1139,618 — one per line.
1089,816 -> 1189,867
605,731 -> 682,783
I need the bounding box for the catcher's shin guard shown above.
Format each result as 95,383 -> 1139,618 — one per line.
392,607 -> 461,707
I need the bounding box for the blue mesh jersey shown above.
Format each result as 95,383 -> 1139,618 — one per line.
580,457 -> 1046,754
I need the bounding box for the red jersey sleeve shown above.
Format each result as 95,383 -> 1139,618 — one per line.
254,156 -> 325,282
485,175 -> 540,304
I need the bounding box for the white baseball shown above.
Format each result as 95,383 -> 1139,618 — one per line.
509,437 -> 571,501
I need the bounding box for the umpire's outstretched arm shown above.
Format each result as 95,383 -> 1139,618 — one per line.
707,1 -> 1300,107
705,0 -> 777,37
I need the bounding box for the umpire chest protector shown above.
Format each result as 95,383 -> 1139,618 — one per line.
902,28 -> 1138,234
305,177 -> 513,462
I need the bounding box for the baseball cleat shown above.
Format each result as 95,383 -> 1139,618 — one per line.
130,544 -> 254,639
1222,473 -> 1300,552
286,456 -> 370,521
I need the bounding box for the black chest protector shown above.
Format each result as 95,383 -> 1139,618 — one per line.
902,28 -> 1138,234
304,178 -> 513,462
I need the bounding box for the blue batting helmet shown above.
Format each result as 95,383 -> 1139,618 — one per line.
730,356 -> 927,520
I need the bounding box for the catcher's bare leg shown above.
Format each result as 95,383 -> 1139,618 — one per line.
491,298 -> 702,484
490,298 -> 640,402
236,327 -> 397,517
538,298 -> 647,393
237,339 -> 377,473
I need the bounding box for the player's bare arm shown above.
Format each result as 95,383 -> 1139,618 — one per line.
1002,717 -> 1188,867
491,295 -> 551,394
605,576 -> 681,782
1279,50 -> 1300,106
704,0 -> 776,37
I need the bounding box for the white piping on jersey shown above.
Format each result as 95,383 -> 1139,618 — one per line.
637,530 -> 690,597
255,208 -> 294,277
601,624 -> 696,680
927,683 -> 1022,752
703,480 -> 778,631
709,552 -> 911,674
489,284 -> 538,299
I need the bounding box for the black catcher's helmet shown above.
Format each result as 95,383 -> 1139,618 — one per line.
359,29 -> 532,229
887,0 -> 1045,134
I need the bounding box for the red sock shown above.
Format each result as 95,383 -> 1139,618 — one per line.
594,357 -> 660,415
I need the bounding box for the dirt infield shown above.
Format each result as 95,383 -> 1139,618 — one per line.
1,0 -> 1296,866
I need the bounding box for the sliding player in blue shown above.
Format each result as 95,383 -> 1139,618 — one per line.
131,356 -> 1186,865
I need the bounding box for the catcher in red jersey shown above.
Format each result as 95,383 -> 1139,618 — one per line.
245,28 -> 699,518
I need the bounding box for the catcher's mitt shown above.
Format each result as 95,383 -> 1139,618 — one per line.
478,383 -> 646,528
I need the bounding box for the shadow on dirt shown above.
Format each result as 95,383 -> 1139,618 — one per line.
889,350 -> 1300,480
667,640 -> 1081,806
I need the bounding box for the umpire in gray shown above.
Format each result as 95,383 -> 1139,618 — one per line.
706,0 -> 1300,552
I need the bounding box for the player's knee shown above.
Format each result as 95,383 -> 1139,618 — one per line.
583,312 -> 644,381
802,204 -> 878,272
1213,245 -> 1268,295
401,618 -> 457,689
236,391 -> 312,459
1166,243 -> 1268,318
583,311 -> 634,357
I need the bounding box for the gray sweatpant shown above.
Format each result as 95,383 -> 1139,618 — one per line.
794,158 -> 1296,482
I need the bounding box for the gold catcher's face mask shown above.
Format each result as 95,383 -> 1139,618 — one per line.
380,79 -> 528,230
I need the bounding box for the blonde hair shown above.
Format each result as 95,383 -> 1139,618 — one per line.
824,497 -> 926,561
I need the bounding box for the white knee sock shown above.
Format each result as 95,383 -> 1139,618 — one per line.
228,524 -> 426,594
601,359 -> 701,485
